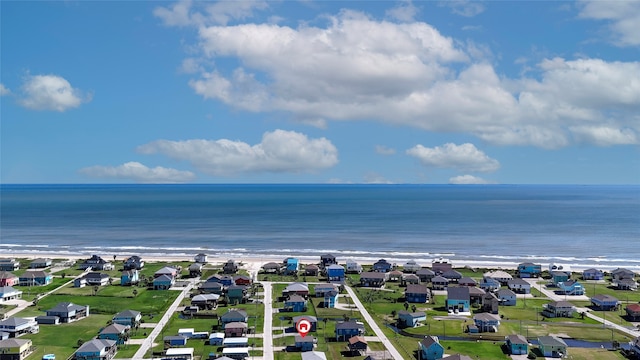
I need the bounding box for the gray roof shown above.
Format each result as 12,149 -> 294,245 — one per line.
335,320 -> 365,331
222,309 -> 248,319
432,275 -> 448,283
0,286 -> 21,295
0,272 -> 18,279
497,289 -> 516,297
420,335 -> 441,348
592,294 -> 618,302
549,301 -> 574,308
508,278 -> 529,286
0,339 -> 31,348
506,334 -> 528,345
447,286 -> 470,301
295,335 -> 315,343
442,355 -> 473,360
0,317 -> 30,327
405,284 -> 428,294
473,313 -> 499,322
360,271 -> 387,280
100,323 -> 129,334
416,268 -> 435,275
286,295 -> 306,303
76,339 -> 116,353
284,282 -> 309,292
293,315 -> 317,323
538,336 -> 567,347
48,302 -> 86,313
398,310 -> 426,318
301,351 -> 327,360
114,310 -> 141,318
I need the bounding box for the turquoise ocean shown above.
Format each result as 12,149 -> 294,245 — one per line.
1,184 -> 638,270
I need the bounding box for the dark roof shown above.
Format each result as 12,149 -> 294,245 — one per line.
497,289 -> 516,297
222,309 -> 248,319
420,335 -> 441,348
506,334 -> 528,345
335,320 -> 365,331
431,275 -> 448,283
416,268 -> 435,275
360,272 -> 387,280
286,295 -> 307,303
76,339 -> 116,353
442,270 -> 462,278
85,272 -> 110,279
0,271 -> 18,279
293,315 -> 317,323
592,294 -> 618,302
447,286 -> 470,301
405,284 -> 428,294
398,310 -> 426,318
507,278 -> 529,286
295,335 -> 315,343
114,310 -> 141,318
48,302 -> 86,313
538,336 -> 567,347
100,324 -> 129,334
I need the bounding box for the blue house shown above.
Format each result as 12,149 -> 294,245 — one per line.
208,332 -> 225,346
120,270 -> 138,286
446,287 -> 470,313
335,321 -> 365,341
551,271 -> 570,285
285,258 -> 299,275
557,280 -> 585,295
123,256 -> 144,270
405,284 -> 429,303
372,259 -> 392,273
398,311 -> 426,328
74,339 -> 117,360
18,271 -> 52,286
295,335 -> 315,352
284,295 -> 307,312
163,335 -> 187,347
98,324 -> 129,344
505,334 -> 528,355
479,277 -> 500,292
497,289 -> 517,306
591,294 -> 619,310
517,262 -> 542,278
419,336 -> 444,360
293,315 -> 317,332
583,268 -> 604,280
326,264 -> 345,283
472,313 -> 500,332
323,291 -> 338,308
153,275 -> 174,290
112,310 -> 141,327
221,309 -> 248,325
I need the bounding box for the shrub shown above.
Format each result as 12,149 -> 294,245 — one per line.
527,351 -> 537,359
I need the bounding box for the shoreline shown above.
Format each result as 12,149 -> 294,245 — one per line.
5,250 -> 640,273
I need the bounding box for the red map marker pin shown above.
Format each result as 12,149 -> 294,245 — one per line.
296,318 -> 311,338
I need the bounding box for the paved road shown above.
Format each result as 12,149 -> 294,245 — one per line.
132,281 -> 194,359
344,286 -> 404,360
260,281 -> 274,360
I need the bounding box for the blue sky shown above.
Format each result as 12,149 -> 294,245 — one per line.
1,0 -> 639,184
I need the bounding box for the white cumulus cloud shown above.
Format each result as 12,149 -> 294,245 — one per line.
0,84 -> 10,96
154,0 -> 267,27
375,145 -> 397,155
406,143 -> 500,172
386,0 -> 420,22
570,126 -> 638,146
449,174 -> 494,184
79,162 -> 196,183
19,74 -> 91,112
578,0 -> 640,47
137,129 -> 338,176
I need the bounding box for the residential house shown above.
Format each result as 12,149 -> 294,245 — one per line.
614,278 -> 638,290
431,276 -> 449,290
188,263 -> 203,277
479,277 -> 501,292
74,278 -> 87,288
295,335 -> 315,352
73,339 -> 117,360
482,292 -> 499,314
442,355 -> 472,360
302,351 -> 327,360
324,290 -> 339,308
626,304 -> 640,321
154,267 -> 178,279
335,321 -> 365,341
223,260 -> 238,274
468,286 -> 486,307
497,289 -> 517,306
0,338 -> 33,360
611,268 -> 635,281
233,275 -> 251,286
284,258 -> 299,275
44,302 -> 90,323
0,273 -> 18,287
0,260 -> 19,272
320,254 -> 337,267
591,295 -> 619,311
153,275 -> 174,290
372,259 -> 392,273
472,313 -> 500,333
208,332 -> 225,346
629,336 -> 640,359
551,271 -> 570,286
305,265 -> 319,277
221,309 -> 248,325
345,259 -> 362,274
397,311 -> 426,328
538,336 -> 568,358
84,272 -> 111,286
123,256 -> 144,270
388,271 -> 403,282
507,278 -> 531,294
261,262 -> 281,274
120,270 -> 138,286
442,270 -> 462,283
314,284 -> 338,297
199,282 -> 223,295
194,253 -> 208,264
446,287 -> 470,313
359,272 -> 387,288
402,274 -> 420,286
326,264 -> 345,283
557,280 -> 585,295
191,294 -> 219,309
403,260 -> 421,273
293,316 -> 317,332
405,284 -> 429,303
98,324 -> 129,345
431,258 -> 452,275
283,283 -> 309,298
163,336 -> 187,347
284,295 -> 307,312
0,318 -> 38,338
112,310 -> 141,327
29,258 -> 52,269
542,301 -> 575,318
18,271 -> 52,286
582,268 -> 604,280
223,322 -> 247,338
0,287 -> 22,303
78,255 -> 113,271
215,275 -> 235,287
347,336 -> 367,354
418,336 -> 444,360
484,270 -> 513,285
517,262 -> 542,278
223,337 -> 248,348
416,268 -> 435,283
458,277 -> 477,287
505,334 -> 528,355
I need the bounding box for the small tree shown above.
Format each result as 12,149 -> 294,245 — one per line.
411,304 -> 417,313
132,289 -> 138,298
77,339 -> 85,347
93,285 -> 99,296
404,301 -> 409,311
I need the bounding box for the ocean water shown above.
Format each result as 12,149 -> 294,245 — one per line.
1,184 -> 639,270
